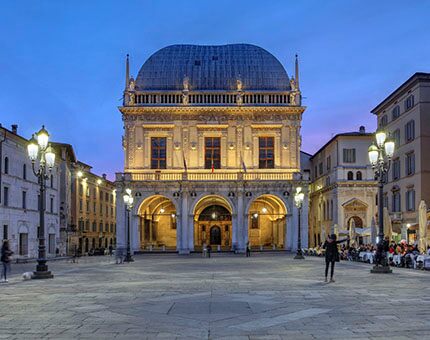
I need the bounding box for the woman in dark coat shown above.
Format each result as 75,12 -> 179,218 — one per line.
1,240 -> 13,283
323,234 -> 349,283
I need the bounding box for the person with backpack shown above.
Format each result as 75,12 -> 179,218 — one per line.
1,240 -> 13,283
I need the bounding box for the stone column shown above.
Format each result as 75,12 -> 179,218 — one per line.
237,192 -> 245,251
131,210 -> 139,252
179,191 -> 190,254
116,191 -> 126,249
286,213 -> 293,251
232,213 -> 238,250
301,194 -> 309,248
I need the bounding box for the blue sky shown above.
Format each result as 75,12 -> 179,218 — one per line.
1,0 -> 429,179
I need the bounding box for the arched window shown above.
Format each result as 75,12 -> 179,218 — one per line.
4,157 -> 9,174
356,171 -> 362,180
347,171 -> 353,180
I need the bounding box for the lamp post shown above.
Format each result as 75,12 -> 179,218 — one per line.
294,187 -> 305,259
123,188 -> 134,262
27,126 -> 55,279
368,128 -> 395,274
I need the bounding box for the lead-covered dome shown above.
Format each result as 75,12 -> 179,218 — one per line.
135,44 -> 290,91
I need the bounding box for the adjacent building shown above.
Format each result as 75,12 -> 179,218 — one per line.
116,44 -> 309,254
71,161 -> 116,254
371,72 -> 430,242
0,124 -> 62,259
308,127 -> 378,247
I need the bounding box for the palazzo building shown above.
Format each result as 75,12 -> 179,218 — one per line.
116,44 -> 309,253
307,127 -> 378,247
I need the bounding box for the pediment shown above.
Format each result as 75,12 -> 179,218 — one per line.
342,198 -> 368,209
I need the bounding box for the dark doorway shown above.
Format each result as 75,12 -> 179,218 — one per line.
210,226 -> 221,245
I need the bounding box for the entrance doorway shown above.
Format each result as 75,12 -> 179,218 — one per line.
193,195 -> 233,250
210,226 -> 221,245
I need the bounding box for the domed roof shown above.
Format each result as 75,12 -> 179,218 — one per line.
135,44 -> 290,91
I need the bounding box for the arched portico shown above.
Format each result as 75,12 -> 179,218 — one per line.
137,195 -> 177,250
192,195 -> 233,250
246,194 -> 288,249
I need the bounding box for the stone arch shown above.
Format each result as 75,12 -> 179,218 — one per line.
246,194 -> 288,249
137,195 -> 178,250
191,194 -> 234,250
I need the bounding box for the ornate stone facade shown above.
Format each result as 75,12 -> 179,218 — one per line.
116,44 -> 309,253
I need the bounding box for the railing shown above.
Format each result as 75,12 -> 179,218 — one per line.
127,171 -> 294,182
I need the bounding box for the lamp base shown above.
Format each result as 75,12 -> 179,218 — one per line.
32,271 -> 54,279
370,265 -> 392,274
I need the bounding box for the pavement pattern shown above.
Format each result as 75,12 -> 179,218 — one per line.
0,253 -> 429,339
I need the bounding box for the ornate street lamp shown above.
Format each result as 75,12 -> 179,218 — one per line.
368,128 -> 395,274
123,188 -> 134,262
294,187 -> 305,259
27,126 -> 55,279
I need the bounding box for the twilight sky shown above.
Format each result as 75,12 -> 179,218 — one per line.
1,0 -> 429,179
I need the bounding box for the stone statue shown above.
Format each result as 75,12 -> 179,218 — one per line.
236,93 -> 243,105
289,91 -> 296,106
236,79 -> 243,92
183,76 -> 189,91
129,92 -> 135,105
129,77 -> 135,91
182,92 -> 189,105
290,77 -> 296,91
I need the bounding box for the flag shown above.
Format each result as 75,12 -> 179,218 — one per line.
240,153 -> 247,173
182,151 -> 187,172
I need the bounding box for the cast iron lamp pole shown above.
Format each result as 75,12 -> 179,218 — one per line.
368,128 -> 395,274
27,126 -> 55,279
123,189 -> 134,262
294,187 -> 305,259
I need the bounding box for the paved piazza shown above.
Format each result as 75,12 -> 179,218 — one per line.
1,254 -> 429,339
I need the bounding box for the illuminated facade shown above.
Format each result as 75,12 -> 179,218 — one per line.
116,44 -> 309,253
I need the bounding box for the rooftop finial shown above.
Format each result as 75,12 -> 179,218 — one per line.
295,53 -> 299,90
125,54 -> 130,90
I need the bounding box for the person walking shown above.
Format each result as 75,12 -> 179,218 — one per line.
1,240 -> 13,283
246,241 -> 251,257
322,234 -> 349,283
109,245 -> 113,256
207,244 -> 212,258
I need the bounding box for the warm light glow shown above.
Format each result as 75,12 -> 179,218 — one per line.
160,208 -> 165,213
211,212 -> 217,219
126,188 -> 132,196
97,179 -> 102,185
262,207 -> 268,213
253,213 -> 258,218
123,194 -> 130,204
27,135 -> 39,161
407,223 -> 411,228
384,139 -> 395,158
296,187 -> 302,194
368,143 -> 379,165
171,213 -> 176,218
77,171 -> 83,178
129,196 -> 134,205
36,125 -> 49,150
44,146 -> 55,168
375,129 -> 386,148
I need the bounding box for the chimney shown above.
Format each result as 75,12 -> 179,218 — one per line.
102,173 -> 107,180
359,126 -> 365,133
11,124 -> 18,134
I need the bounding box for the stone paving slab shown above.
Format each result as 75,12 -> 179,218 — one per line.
0,254 -> 429,339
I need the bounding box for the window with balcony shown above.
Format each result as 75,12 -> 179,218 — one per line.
205,137 -> 221,169
392,158 -> 400,181
406,152 -> 415,176
404,95 -> 414,111
392,190 -> 401,212
151,137 -> 167,169
406,189 -> 415,211
392,129 -> 400,148
405,120 -> 415,142
343,149 -> 356,163
259,137 -> 274,169
392,105 -> 400,120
